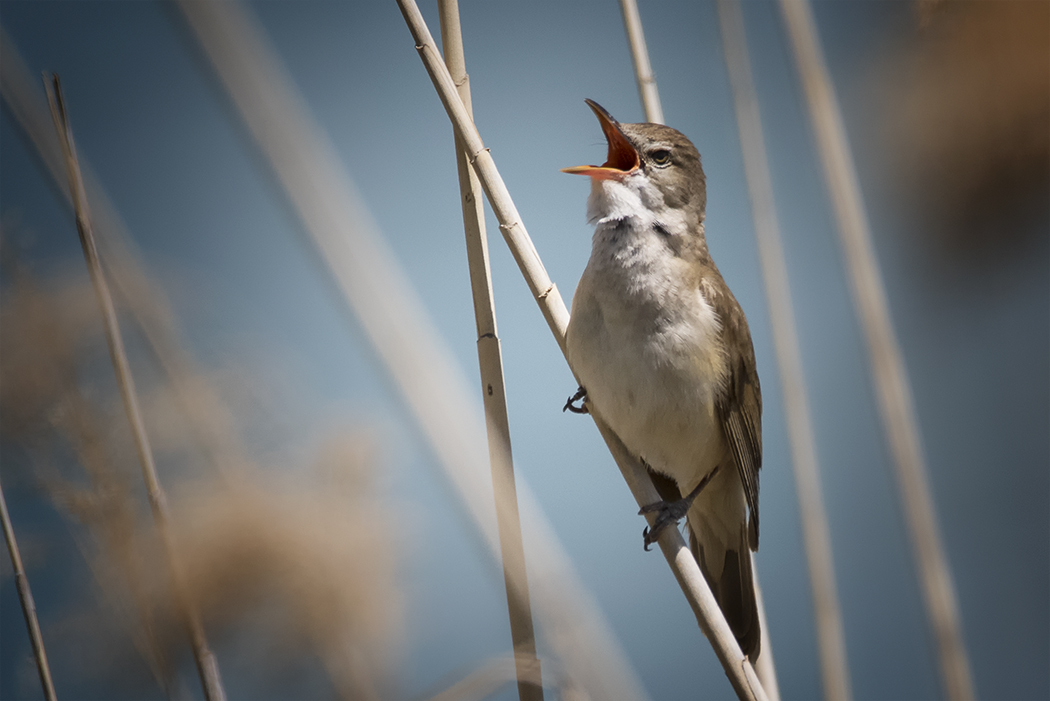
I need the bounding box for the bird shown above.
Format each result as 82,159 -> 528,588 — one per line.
562,99 -> 763,659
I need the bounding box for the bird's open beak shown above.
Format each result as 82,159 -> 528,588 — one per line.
561,99 -> 639,181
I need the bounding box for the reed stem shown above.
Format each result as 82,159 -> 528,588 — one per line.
618,0 -> 663,124
776,2 -> 973,698
716,1 -> 850,697
0,34 -> 247,487
44,74 -> 226,701
750,569 -> 780,701
0,476 -> 57,701
437,2 -> 543,699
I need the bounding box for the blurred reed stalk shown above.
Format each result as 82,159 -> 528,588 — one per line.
618,0 -> 663,124
0,31 -> 247,486
395,2 -> 769,700
437,1 -> 543,699
0,477 -> 57,701
175,2 -> 648,698
716,1 -> 850,698
617,2 -> 783,696
43,74 -> 227,701
776,1 -> 974,699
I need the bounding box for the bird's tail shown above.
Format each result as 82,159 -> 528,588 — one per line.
690,526 -> 761,660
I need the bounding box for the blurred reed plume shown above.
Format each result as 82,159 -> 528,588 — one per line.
0,252 -> 401,699
167,434 -> 401,699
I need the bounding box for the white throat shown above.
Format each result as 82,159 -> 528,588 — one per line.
586,173 -> 691,239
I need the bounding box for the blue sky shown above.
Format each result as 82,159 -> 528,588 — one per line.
1,1 -> 1047,699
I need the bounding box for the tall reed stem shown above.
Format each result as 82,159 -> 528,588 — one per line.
716,1 -> 850,698
44,74 -> 227,701
437,2 -> 543,699
395,2 -> 769,699
0,477 -> 57,700
776,2 -> 973,698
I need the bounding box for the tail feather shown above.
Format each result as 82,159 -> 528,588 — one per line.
690,529 -> 761,660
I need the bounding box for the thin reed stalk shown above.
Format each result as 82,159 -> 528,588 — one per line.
0,32 -> 247,485
175,2 -> 648,698
0,476 -> 57,701
437,2 -> 543,699
618,0 -> 663,124
395,2 -> 769,699
750,571 -> 780,701
776,2 -> 973,699
716,1 -> 851,698
43,75 -> 227,701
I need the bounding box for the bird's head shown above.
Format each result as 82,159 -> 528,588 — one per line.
562,99 -> 707,231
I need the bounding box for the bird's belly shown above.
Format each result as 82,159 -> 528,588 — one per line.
567,295 -> 725,489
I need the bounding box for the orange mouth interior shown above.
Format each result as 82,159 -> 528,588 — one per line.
561,100 -> 639,180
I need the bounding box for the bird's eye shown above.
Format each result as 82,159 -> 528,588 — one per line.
650,149 -> 672,166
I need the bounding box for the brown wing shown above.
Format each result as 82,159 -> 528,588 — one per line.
707,275 -> 763,551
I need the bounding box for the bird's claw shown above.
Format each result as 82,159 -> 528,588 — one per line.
639,498 -> 692,550
638,465 -> 721,551
563,386 -> 589,414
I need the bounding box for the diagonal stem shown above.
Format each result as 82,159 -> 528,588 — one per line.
0,476 -> 57,701
44,74 -> 226,701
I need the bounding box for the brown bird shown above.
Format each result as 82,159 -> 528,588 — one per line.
563,99 -> 763,658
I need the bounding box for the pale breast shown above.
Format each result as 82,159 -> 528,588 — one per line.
567,220 -> 728,487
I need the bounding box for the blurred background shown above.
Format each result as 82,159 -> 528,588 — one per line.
0,1 -> 1046,699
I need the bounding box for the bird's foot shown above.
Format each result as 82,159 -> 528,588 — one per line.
639,465 -> 721,551
563,386 -> 588,414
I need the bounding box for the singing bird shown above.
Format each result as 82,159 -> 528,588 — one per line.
563,100 -> 763,658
